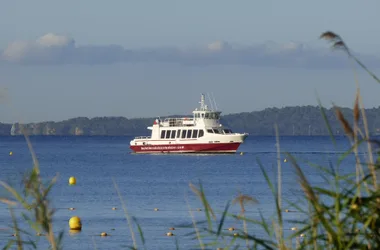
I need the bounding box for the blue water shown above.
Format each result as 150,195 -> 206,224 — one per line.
0,136 -> 371,249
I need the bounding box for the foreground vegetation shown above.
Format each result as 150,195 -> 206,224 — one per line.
1,31 -> 380,249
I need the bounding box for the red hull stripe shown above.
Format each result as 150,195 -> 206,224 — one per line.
130,143 -> 241,154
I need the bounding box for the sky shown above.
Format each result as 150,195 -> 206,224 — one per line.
0,0 -> 380,123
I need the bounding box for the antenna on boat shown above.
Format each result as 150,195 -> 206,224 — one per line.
206,93 -> 214,111
211,92 -> 218,111
199,93 -> 206,111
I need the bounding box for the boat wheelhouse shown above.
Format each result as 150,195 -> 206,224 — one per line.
130,94 -> 248,154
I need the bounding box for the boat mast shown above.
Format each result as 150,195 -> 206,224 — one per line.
199,93 -> 206,111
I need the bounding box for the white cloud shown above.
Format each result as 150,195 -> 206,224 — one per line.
36,33 -> 74,47
2,41 -> 31,62
2,33 -> 75,63
1,33 -> 379,69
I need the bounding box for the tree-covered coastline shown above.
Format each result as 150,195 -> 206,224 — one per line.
2,105 -> 380,136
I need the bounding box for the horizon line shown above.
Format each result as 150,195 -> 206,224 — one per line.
2,104 -> 378,125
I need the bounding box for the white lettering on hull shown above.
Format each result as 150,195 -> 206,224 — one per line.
140,145 -> 185,150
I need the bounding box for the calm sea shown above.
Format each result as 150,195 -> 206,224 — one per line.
0,136 -> 369,249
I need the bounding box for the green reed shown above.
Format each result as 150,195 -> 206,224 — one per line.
1,126 -> 63,250
184,31 -> 380,250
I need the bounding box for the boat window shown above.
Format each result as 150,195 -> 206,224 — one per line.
199,130 -> 204,137
192,129 -> 198,138
213,129 -> 221,134
201,113 -> 205,118
171,130 -> 176,139
186,130 -> 192,138
215,113 -> 220,119
169,119 -> 175,127
207,129 -> 213,133
176,129 -> 181,138
205,113 -> 210,119
223,129 -> 232,134
165,130 -> 171,139
181,130 -> 187,138
161,130 -> 166,139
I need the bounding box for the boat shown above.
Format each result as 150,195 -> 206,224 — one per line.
129,94 -> 249,154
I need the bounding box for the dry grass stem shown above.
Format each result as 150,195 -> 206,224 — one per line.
335,107 -> 354,139
189,182 -> 216,220
353,93 -> 360,123
112,178 -> 138,250
185,193 -> 205,250
232,192 -> 258,248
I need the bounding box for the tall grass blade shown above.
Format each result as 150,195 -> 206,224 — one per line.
274,124 -> 284,247
9,206 -> 22,250
286,153 -> 339,246
258,210 -> 271,237
132,216 -> 146,249
189,181 -> 216,231
352,57 -> 380,84
20,125 -> 40,174
185,192 -> 205,250
216,201 -> 230,237
112,178 -> 137,250
2,241 -> 15,250
315,92 -> 336,146
175,236 -> 180,250
91,236 -> 98,250
0,181 -> 30,209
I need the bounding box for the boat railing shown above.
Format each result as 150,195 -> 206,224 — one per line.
134,136 -> 151,140
162,117 -> 195,127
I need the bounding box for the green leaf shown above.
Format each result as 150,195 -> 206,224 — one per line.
216,201 -> 230,237
132,216 -> 146,250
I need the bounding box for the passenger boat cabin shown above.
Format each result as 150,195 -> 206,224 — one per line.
159,127 -> 234,139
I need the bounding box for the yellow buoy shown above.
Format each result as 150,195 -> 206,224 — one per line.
112,207 -> 117,210
233,233 -> 239,236
228,227 -> 235,231
68,207 -> 75,211
291,227 -> 297,231
154,208 -> 159,211
69,216 -> 82,230
100,232 -> 108,237
284,159 -> 287,163
240,152 -> 244,155
9,151 -> 13,156
166,232 -> 174,236
69,176 -> 76,186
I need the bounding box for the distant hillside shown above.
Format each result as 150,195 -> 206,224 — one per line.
2,105 -> 380,136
